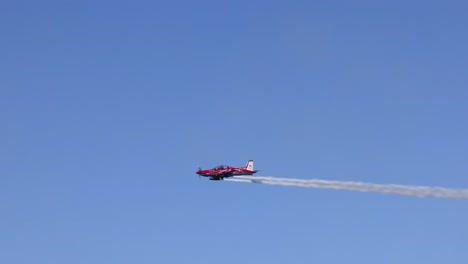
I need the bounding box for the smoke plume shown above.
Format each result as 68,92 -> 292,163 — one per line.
225,176 -> 468,199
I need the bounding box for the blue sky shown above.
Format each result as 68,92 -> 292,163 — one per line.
1,1 -> 468,263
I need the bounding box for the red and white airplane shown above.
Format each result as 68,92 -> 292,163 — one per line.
196,160 -> 258,180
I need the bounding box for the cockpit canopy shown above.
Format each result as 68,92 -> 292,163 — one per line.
215,165 -> 230,170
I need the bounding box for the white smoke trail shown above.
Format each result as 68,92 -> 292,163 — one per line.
225,176 -> 468,199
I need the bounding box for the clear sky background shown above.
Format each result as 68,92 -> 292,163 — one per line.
2,1 -> 468,263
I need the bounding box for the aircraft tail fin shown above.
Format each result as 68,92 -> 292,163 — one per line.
245,160 -> 254,171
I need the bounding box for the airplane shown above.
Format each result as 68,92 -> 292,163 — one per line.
196,160 -> 258,180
